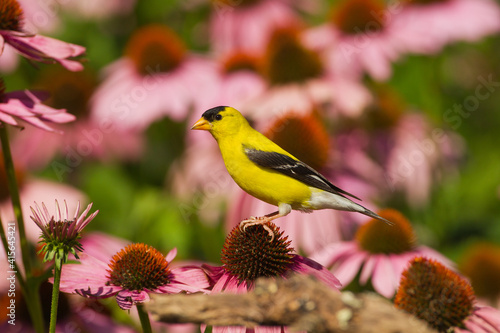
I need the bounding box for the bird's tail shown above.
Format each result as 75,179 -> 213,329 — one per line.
360,208 -> 394,226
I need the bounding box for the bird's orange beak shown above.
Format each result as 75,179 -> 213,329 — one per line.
191,117 -> 211,131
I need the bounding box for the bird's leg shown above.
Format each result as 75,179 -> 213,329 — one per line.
239,211 -> 282,241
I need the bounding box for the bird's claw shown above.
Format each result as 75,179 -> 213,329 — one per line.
239,218 -> 275,242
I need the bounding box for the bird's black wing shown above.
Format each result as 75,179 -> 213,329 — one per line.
244,147 -> 361,200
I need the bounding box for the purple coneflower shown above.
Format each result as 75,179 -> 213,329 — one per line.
395,257 -> 500,333
204,222 -> 341,332
0,78 -> 75,132
58,243 -> 209,310
460,242 -> 500,309
209,0 -> 299,57
91,24 -> 217,131
390,0 -> 500,56
0,0 -> 85,71
312,209 -> 451,298
246,25 -> 371,119
305,0 -> 401,82
30,200 -> 98,268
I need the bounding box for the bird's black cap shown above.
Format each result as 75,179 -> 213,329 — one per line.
202,106 -> 227,122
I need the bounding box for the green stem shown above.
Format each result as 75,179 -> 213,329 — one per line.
0,126 -> 45,333
136,303 -> 153,333
49,265 -> 62,333
0,126 -> 32,275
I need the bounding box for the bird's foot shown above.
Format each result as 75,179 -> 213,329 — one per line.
239,217 -> 275,242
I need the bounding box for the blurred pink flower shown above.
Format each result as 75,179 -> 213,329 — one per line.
203,222 -> 341,332
304,0 -> 401,82
91,24 -> 218,131
390,0 -> 500,56
311,209 -> 452,298
77,231 -> 131,263
0,0 -> 85,71
384,113 -> 464,207
209,0 -> 299,56
237,25 -> 372,121
17,0 -> 61,34
208,51 -> 267,108
330,87 -> 463,207
0,80 -> 75,132
0,44 -> 19,73
59,244 -> 209,310
9,120 -> 144,171
59,0 -> 136,20
8,68 -> 143,169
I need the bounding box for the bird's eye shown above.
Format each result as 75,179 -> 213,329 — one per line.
215,114 -> 222,121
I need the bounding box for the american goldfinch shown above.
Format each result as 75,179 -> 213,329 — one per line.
192,106 -> 393,238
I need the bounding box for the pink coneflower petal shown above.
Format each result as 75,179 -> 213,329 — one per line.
59,253 -> 119,296
159,267 -> 210,294
236,280 -> 249,294
224,274 -> 242,294
371,255 -> 397,298
1,86 -> 75,132
472,306 -> 500,330
291,255 -> 342,290
166,248 -> 177,262
359,254 -> 377,285
7,34 -> 85,71
0,111 -> 18,125
78,232 -> 131,262
76,203 -> 99,232
463,317 -> 490,333
333,251 -> 366,286
312,242 -> 359,268
211,270 -> 232,293
389,253 -> 414,283
172,267 -> 211,289
116,290 -> 150,310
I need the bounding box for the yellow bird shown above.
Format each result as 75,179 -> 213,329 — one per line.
191,106 -> 393,238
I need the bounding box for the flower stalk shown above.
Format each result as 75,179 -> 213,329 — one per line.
137,303 -> 153,333
49,265 -> 62,333
30,200 -> 98,331
0,125 -> 45,333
